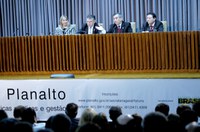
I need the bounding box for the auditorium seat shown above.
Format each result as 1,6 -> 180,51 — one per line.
71,24 -> 76,31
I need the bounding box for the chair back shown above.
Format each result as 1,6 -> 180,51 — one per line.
130,22 -> 136,33
161,21 -> 167,32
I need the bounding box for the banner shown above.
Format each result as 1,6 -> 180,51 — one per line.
0,79 -> 199,121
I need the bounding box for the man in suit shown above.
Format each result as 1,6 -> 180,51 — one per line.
142,12 -> 163,32
107,13 -> 132,33
95,13 -> 132,34
65,103 -> 79,132
79,15 -> 101,34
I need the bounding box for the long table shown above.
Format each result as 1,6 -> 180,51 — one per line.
0,31 -> 200,74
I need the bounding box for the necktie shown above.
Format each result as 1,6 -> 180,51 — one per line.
117,26 -> 122,33
150,26 -> 154,32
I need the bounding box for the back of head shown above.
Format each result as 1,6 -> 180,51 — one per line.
167,113 -> 181,132
117,114 -> 133,126
92,112 -> 109,131
0,118 -> 18,132
179,109 -> 198,128
176,104 -> 192,116
51,113 -> 71,132
78,108 -> 97,126
109,106 -> 122,122
13,105 -> 26,120
127,114 -> 143,132
14,121 -> 33,132
0,110 -> 8,121
65,103 -> 78,119
155,103 -> 170,116
45,115 -> 54,129
21,107 -> 36,124
143,112 -> 168,132
192,101 -> 200,117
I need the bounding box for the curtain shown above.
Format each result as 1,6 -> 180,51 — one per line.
0,0 -> 199,36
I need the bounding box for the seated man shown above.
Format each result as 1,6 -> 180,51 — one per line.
142,12 -> 163,32
107,13 -> 132,33
96,13 -> 132,34
79,15 -> 101,34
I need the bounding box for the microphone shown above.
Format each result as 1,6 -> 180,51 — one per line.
77,30 -> 86,34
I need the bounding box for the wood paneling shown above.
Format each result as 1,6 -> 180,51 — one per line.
0,31 -> 199,74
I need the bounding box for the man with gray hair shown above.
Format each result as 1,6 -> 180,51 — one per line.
107,13 -> 132,33
96,13 -> 132,34
79,14 -> 102,34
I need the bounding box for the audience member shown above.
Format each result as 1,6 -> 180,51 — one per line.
143,112 -> 168,132
0,118 -> 18,132
78,107 -> 97,126
192,101 -> 200,123
155,103 -> 170,116
21,107 -> 45,132
176,104 -> 192,116
14,121 -> 33,132
13,105 -> 26,120
79,15 -> 102,34
129,113 -> 143,132
108,106 -> 122,131
0,110 -> 8,121
65,103 -> 79,132
92,112 -> 110,132
116,114 -> 134,132
45,116 -> 54,129
167,113 -> 181,132
45,115 -> 54,129
55,15 -> 76,35
142,12 -> 163,32
50,113 -> 71,132
179,109 -> 198,132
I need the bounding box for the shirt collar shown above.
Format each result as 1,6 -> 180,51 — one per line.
150,22 -> 155,27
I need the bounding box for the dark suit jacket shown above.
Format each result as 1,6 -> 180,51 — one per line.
107,21 -> 132,33
80,22 -> 101,34
142,20 -> 163,32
